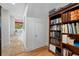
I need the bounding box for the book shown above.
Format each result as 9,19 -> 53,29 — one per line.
71,23 -> 77,34
51,18 -> 61,25
67,37 -> 74,45
51,20 -> 53,24
70,10 -> 76,20
61,24 -> 68,33
50,32 -> 53,37
62,23 -> 78,34
76,22 -> 79,34
63,48 -> 73,56
62,9 -> 79,22
50,44 -> 56,53
77,9 -> 79,19
68,24 -> 73,34
51,25 -> 61,30
62,35 -> 68,43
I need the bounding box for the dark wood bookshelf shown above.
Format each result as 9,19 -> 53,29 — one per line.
49,3 -> 79,56
62,33 -> 79,39
50,23 -> 61,26
50,43 -> 62,49
49,3 -> 79,18
62,19 -> 79,24
50,30 -> 61,32
50,37 -> 61,39
62,43 -> 79,55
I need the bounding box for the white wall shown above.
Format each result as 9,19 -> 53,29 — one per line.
22,4 -> 28,50
1,8 -> 10,49
25,17 -> 47,51
10,16 -> 15,36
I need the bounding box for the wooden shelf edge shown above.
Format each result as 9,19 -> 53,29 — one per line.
62,19 -> 79,24
50,30 -> 61,32
50,36 -> 61,40
62,43 -> 79,55
48,49 -> 61,56
50,23 -> 61,26
50,43 -> 62,49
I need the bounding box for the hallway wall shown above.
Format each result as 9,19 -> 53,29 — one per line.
10,16 -> 15,36
1,8 -> 10,50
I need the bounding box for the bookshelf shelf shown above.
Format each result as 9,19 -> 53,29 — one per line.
49,3 -> 79,56
50,30 -> 61,32
62,33 -> 79,39
62,19 -> 79,24
68,34 -> 79,36
50,23 -> 61,26
62,43 -> 79,55
68,34 -> 79,39
50,43 -> 61,49
50,36 -> 61,40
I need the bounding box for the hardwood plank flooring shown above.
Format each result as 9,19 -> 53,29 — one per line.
17,46 -> 54,56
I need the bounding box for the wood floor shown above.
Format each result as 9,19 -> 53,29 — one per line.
17,47 -> 54,56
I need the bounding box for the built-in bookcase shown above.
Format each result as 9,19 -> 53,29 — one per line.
49,3 -> 79,56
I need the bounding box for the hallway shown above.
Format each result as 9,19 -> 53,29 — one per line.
0,3 -> 69,56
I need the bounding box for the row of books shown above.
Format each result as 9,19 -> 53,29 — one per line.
51,18 -> 61,24
62,35 -> 75,45
62,35 -> 79,47
63,48 -> 78,56
63,48 -> 73,56
62,9 -> 79,22
50,44 -> 61,55
61,22 -> 79,34
50,44 -> 56,53
50,32 -> 61,39
50,25 -> 61,30
50,38 -> 61,46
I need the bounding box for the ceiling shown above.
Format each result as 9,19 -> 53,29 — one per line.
0,3 -> 26,19
27,3 -> 68,19
0,3 -> 68,20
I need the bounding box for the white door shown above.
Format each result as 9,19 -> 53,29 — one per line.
28,22 -> 45,50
